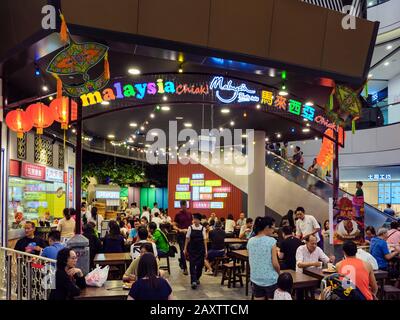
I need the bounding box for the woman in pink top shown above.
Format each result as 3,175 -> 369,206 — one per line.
387,221 -> 400,246
336,241 -> 378,300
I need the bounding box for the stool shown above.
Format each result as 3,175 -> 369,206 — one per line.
382,285 -> 400,300
213,256 -> 230,276
159,254 -> 171,275
221,263 -> 243,288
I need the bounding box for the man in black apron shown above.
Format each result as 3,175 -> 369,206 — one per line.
184,213 -> 208,289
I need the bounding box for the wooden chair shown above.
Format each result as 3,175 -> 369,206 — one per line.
158,254 -> 171,275
213,255 -> 230,276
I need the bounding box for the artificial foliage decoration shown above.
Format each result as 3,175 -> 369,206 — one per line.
46,13 -> 110,97
5,109 -> 33,138
26,103 -> 54,134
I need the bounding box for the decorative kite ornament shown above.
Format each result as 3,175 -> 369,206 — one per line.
46,12 -> 110,97
26,103 -> 54,135
5,109 -> 33,138
316,128 -> 345,170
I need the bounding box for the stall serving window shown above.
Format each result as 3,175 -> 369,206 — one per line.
8,162 -> 66,231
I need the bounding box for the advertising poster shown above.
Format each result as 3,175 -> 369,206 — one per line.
67,167 -> 75,208
332,196 -> 365,245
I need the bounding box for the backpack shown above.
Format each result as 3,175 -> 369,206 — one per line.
320,273 -> 366,300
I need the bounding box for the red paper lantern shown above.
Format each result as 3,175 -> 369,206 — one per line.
5,109 -> 33,138
50,97 -> 77,129
26,103 -> 54,135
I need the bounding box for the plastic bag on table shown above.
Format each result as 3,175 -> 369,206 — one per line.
85,265 -> 109,287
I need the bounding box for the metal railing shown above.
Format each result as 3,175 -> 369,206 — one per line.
301,0 -> 367,18
0,247 -> 56,300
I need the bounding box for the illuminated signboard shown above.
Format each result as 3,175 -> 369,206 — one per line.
175,192 -> 191,200
176,184 -> 190,192
210,202 -> 224,209
192,187 -> 200,201
193,202 -> 211,209
96,190 -> 120,199
200,194 -> 212,200
199,186 -> 212,193
368,174 -> 392,181
213,187 -> 231,193
192,173 -> 204,180
210,76 -> 260,104
179,177 -> 190,184
190,180 -> 204,187
45,167 -> 64,183
213,193 -> 228,198
205,180 -> 222,187
174,201 -> 190,208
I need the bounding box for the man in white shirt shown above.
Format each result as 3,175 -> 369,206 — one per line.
141,206 -> 150,222
356,248 -> 379,270
130,202 -> 141,217
296,235 -> 334,273
295,207 -> 321,243
236,213 -> 246,228
130,226 -> 158,259
151,202 -> 161,219
152,212 -> 163,229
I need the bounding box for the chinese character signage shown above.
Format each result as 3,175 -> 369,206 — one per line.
179,177 -> 190,184
190,180 -> 204,187
205,180 -> 222,187
192,173 -> 204,180
21,163 -> 46,180
176,184 -> 190,192
67,167 -> 74,208
95,190 -> 120,199
45,167 -> 64,183
368,174 -> 392,181
175,192 -> 191,200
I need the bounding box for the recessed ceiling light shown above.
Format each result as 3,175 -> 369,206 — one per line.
101,101 -> 110,105
230,121 -> 235,126
242,134 -> 247,138
176,117 -> 183,120
184,123 -> 192,128
128,68 -> 141,75
163,96 -> 168,101
384,61 -> 390,66
145,121 -> 149,125
305,101 -> 314,106
314,137 -> 319,140
276,133 -> 281,138
302,128 -> 311,133
368,73 -> 373,79
151,132 -> 158,136
265,137 -> 269,142
132,134 -> 137,139
107,134 -> 115,139
279,90 -> 288,96
129,122 -> 137,127
219,127 -> 223,131
150,113 -> 155,118
306,123 -> 311,127
161,106 -> 170,111
269,69 -> 276,77
140,126 -> 145,131
386,45 -> 393,50
255,70 -> 263,75
145,144 -> 151,148
256,104 -> 261,109
221,108 -> 230,114
72,129 -> 76,134
48,96 -> 54,101
42,85 -> 49,92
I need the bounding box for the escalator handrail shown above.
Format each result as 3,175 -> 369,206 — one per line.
265,151 -> 397,222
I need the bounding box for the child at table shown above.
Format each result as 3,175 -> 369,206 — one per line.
273,272 -> 293,300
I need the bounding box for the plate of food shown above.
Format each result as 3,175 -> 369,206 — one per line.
122,282 -> 133,290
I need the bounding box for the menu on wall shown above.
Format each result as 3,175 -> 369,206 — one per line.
378,182 -> 392,204
391,182 -> 400,204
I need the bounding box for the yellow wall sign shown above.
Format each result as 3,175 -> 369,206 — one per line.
175,192 -> 191,200
205,180 -> 222,187
179,177 -> 190,184
190,180 -> 204,187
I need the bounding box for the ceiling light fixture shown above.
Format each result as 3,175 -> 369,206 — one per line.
42,85 -> 49,92
107,134 -> 115,139
176,117 -> 183,120
161,106 -> 170,111
230,121 -> 235,126
302,128 -> 310,133
128,68 -> 141,75
163,96 -> 168,101
368,73 -> 373,79
150,113 -> 155,118
129,122 -> 137,127
221,108 -> 230,114
184,123 -> 192,128
140,126 -> 145,131
305,101 -> 314,106
49,96 -> 54,101
384,61 -> 390,66
386,45 -> 393,50
101,101 -> 110,105
256,104 -> 261,109
276,133 -> 281,138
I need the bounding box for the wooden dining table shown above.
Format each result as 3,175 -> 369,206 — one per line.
93,253 -> 132,267
75,280 -> 129,300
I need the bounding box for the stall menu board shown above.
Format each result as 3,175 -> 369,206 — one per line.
190,180 -> 204,187
200,194 -> 212,200
193,202 -> 211,209
192,173 -> 204,180
96,190 -> 120,199
205,180 -> 222,187
199,187 -> 212,193
378,182 -> 391,204
192,187 -> 200,201
179,177 -> 190,184
391,182 -> 400,204
214,193 -> 228,198
213,187 -> 231,193
176,184 -> 190,192
210,202 -> 224,209
175,192 -> 191,200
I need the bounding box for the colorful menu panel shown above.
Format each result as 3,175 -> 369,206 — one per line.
200,193 -> 212,200
192,187 -> 200,201
213,187 -> 231,193
193,202 -> 211,209
176,184 -> 190,192
179,177 -> 190,184
210,202 -> 224,209
391,182 -> 400,204
174,201 -> 190,208
190,180 -> 204,187
205,180 -> 222,187
175,191 -> 191,200
192,173 -> 204,180
213,193 -> 228,198
96,190 -> 120,199
378,182 -> 391,204
199,186 -> 212,193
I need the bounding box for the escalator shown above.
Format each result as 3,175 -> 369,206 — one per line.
266,151 -> 396,230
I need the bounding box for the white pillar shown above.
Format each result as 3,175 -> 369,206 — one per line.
247,131 -> 265,220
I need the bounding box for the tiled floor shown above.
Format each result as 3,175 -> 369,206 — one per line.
162,256 -> 250,300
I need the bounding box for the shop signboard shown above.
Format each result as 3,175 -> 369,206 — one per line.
45,167 -> 64,183
190,180 -> 204,187
193,202 -> 211,209
213,187 -> 231,193
179,177 -> 190,184
21,163 -> 45,180
205,180 -> 222,187
175,192 -> 191,200
192,173 -> 204,180
210,202 -> 224,209
199,186 -> 212,193
199,193 -> 212,200
176,184 -> 190,192
67,167 -> 74,208
96,190 -> 120,199
213,193 -> 228,198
